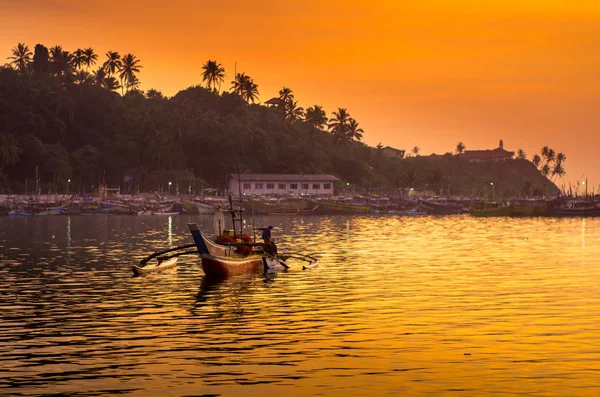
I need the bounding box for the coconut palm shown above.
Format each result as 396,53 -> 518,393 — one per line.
0,134 -> 22,172
532,154 -> 541,167
541,164 -> 550,177
279,87 -> 294,103
541,146 -> 549,160
7,42 -> 33,72
74,70 -> 91,85
92,68 -> 107,86
516,149 -> 526,160
72,49 -> 85,70
102,51 -> 122,76
455,141 -> 466,154
551,162 -> 565,181
556,152 -> 566,163
83,48 -> 97,70
412,146 -> 420,156
305,105 -> 327,130
119,53 -> 142,93
327,108 -> 350,142
346,118 -> 364,142
545,148 -> 555,164
201,60 -> 225,91
103,76 -> 121,93
230,73 -> 259,103
285,100 -> 304,121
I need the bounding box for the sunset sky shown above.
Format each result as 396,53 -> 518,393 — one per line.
3,0 -> 599,189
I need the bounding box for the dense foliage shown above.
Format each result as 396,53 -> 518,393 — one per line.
1,43 -> 559,197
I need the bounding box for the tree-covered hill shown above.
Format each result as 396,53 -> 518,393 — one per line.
0,43 -> 559,198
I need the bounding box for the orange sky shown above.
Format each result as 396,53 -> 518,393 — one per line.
3,0 -> 600,190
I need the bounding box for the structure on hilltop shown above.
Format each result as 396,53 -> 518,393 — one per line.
460,140 -> 515,162
381,146 -> 405,159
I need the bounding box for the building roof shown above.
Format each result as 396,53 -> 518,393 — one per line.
229,173 -> 339,182
265,97 -> 285,106
460,148 -> 515,160
382,146 -> 403,153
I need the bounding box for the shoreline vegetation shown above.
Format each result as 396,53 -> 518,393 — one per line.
1,42 -> 570,199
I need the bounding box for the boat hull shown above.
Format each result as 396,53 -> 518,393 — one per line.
131,257 -> 178,276
470,205 -> 513,217
201,254 -> 265,277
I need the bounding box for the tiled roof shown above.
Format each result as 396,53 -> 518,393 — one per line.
230,174 -> 339,182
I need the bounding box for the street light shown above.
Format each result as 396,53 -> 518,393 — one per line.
67,178 -> 71,195
168,181 -> 172,195
490,182 -> 495,199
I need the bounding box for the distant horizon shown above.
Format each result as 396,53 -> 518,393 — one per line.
2,0 -> 599,187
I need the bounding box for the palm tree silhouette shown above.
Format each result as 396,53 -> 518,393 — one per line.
455,142 -> 466,154
201,60 -> 225,91
327,108 -> 350,143
532,154 -> 541,168
305,105 -> 327,130
545,148 -> 555,164
346,118 -> 364,142
102,51 -> 122,76
412,146 -> 420,156
103,77 -> 121,93
119,53 -> 142,94
230,73 -> 259,103
72,49 -> 85,70
74,70 -> 91,85
541,164 -> 550,177
7,43 -> 33,72
556,152 -> 566,163
285,100 -> 304,121
551,162 -> 565,181
279,87 -> 294,103
83,48 -> 97,71
516,149 -> 526,160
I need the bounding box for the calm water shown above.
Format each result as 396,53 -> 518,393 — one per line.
1,214 -> 599,396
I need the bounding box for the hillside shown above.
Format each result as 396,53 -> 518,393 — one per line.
0,65 -> 558,197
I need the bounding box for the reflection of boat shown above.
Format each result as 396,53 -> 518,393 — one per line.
131,257 -> 178,276
188,223 -> 285,278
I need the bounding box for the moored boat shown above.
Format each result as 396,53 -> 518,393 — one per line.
470,205 -> 513,217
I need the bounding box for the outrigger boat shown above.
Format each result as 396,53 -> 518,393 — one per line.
188,223 -> 288,277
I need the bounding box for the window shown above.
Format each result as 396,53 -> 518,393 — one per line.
290,184 -> 298,189
255,183 -> 263,189
278,183 -> 286,189
313,183 -> 320,189
266,183 -> 274,189
324,183 -> 331,189
301,183 -> 309,190
243,183 -> 251,189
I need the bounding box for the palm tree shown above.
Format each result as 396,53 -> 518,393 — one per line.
230,73 -> 259,103
72,49 -> 85,70
327,108 -> 350,142
532,154 -> 541,167
0,134 -> 22,172
516,149 -> 526,160
556,152 -> 566,163
92,68 -> 107,86
102,51 -> 122,76
346,118 -> 364,142
279,87 -> 294,103
103,76 -> 121,93
545,148 -> 555,164
74,70 -> 91,85
119,53 -> 142,93
412,146 -> 420,156
541,146 -> 549,160
83,48 -> 97,70
541,164 -> 550,177
455,141 -> 466,154
285,100 -> 304,121
551,162 -> 566,181
305,105 -> 327,130
201,60 -> 225,91
7,42 -> 33,72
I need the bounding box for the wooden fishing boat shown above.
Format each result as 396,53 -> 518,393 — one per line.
547,200 -> 600,217
470,205 -> 513,217
131,257 -> 178,276
420,200 -> 466,215
188,223 -> 285,278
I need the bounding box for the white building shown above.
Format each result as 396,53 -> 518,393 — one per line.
228,174 -> 339,196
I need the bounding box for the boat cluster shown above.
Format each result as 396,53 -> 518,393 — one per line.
2,194 -> 599,217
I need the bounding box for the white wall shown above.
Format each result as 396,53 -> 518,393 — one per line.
229,179 -> 335,196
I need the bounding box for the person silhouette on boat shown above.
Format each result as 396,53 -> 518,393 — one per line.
261,225 -> 273,243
